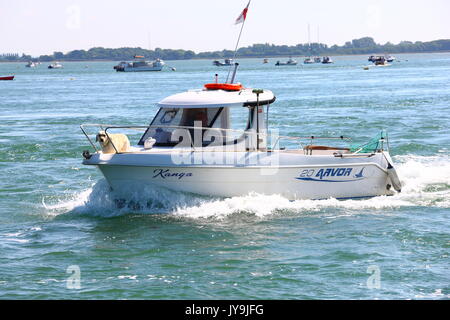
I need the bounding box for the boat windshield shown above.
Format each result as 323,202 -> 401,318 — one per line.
139,107 -> 225,146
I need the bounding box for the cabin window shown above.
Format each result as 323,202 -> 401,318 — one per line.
139,107 -> 224,146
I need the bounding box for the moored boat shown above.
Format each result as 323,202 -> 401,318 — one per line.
321,56 -> 334,64
373,56 -> 389,66
303,57 -> 314,64
275,57 -> 298,66
0,75 -> 14,80
48,62 -> 63,69
386,55 -> 396,63
114,56 -> 165,72
213,59 -> 233,67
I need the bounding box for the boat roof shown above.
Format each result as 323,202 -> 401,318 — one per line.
157,88 -> 276,109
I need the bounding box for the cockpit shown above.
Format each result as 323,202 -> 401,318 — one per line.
137,88 -> 276,150
138,107 -> 230,147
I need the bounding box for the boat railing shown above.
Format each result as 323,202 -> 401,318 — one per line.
271,135 -> 352,152
80,123 -> 364,154
81,124 -> 262,153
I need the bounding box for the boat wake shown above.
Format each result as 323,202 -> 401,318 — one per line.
42,155 -> 450,219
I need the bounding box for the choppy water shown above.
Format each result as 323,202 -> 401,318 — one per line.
0,53 -> 449,299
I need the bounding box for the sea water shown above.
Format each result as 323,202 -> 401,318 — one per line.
0,53 -> 449,299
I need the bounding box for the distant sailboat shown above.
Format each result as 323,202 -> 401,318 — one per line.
304,24 -> 315,64
314,26 -> 321,63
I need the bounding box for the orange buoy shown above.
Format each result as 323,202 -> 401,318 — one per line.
204,83 -> 243,91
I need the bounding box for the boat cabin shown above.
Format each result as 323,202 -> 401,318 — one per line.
138,87 -> 276,151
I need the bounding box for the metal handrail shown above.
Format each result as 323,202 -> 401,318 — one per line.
80,123 -> 357,154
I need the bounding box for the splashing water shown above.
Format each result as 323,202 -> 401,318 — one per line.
42,155 -> 450,219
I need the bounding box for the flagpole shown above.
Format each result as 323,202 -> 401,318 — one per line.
226,1 -> 250,83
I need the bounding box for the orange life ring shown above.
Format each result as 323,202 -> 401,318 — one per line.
204,83 -> 243,91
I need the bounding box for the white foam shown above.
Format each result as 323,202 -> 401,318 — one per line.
392,154 -> 450,207
43,154 -> 450,219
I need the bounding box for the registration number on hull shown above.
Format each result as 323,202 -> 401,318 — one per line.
296,167 -> 365,182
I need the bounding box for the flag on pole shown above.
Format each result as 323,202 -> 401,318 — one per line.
235,1 -> 250,25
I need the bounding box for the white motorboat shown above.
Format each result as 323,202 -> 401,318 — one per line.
213,59 -> 233,66
48,62 -> 63,69
25,61 -> 37,68
303,57 -> 314,64
275,57 -> 298,66
373,56 -> 390,66
386,55 -> 396,63
80,66 -> 402,201
114,57 -> 165,72
322,56 -> 333,64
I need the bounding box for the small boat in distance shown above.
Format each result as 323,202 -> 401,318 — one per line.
0,75 -> 14,80
48,62 -> 63,69
25,61 -> 37,68
114,56 -> 165,72
213,59 -> 233,67
369,55 -> 396,63
322,56 -> 334,64
303,57 -> 314,64
275,57 -> 298,66
386,55 -> 396,63
263,58 -> 269,64
373,56 -> 389,66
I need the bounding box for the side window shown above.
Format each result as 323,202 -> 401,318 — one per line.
159,109 -> 178,124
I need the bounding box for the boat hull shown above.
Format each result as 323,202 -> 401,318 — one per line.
116,67 -> 163,72
0,76 -> 14,80
83,151 -> 394,200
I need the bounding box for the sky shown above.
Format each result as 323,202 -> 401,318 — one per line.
1,0 -> 449,56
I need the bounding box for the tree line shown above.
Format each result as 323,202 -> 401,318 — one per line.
1,37 -> 449,62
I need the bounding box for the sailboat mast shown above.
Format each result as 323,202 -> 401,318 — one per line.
317,26 -> 320,46
308,23 -> 311,57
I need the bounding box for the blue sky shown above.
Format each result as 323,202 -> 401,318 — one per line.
1,0 -> 449,56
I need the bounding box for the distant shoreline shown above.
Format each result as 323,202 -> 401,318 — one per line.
1,37 -> 449,63
1,50 -> 449,64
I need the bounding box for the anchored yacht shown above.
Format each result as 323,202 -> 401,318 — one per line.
275,58 -> 298,66
213,59 -> 233,67
321,56 -> 333,64
373,56 -> 390,66
114,57 -> 165,72
81,64 -> 401,200
303,57 -> 314,64
48,62 -> 63,69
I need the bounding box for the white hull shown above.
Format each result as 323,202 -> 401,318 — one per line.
84,150 -> 395,200
119,66 -> 163,72
80,88 -> 401,202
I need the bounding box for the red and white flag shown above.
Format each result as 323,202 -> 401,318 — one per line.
235,1 -> 250,25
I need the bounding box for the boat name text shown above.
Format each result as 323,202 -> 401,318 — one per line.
153,169 -> 193,180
